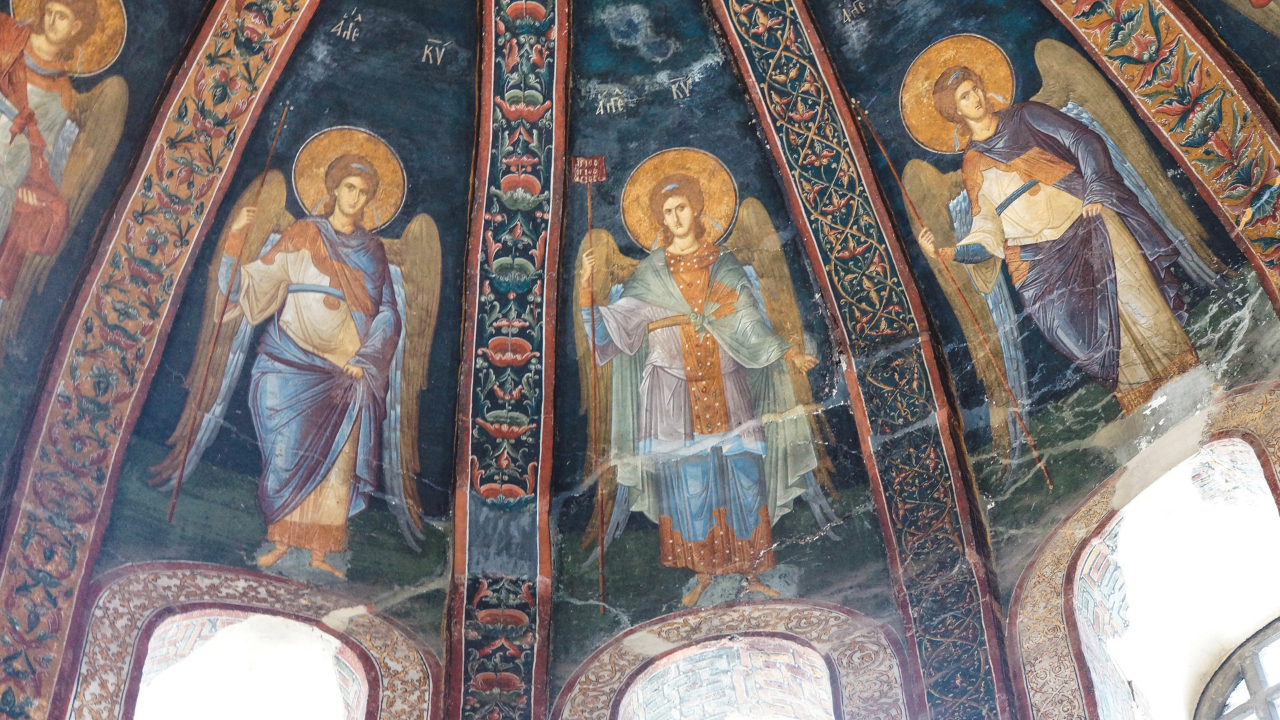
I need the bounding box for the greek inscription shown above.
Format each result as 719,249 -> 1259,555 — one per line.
422,39 -> 452,64
596,88 -> 628,115
840,0 -> 866,21
331,7 -> 362,41
670,76 -> 693,100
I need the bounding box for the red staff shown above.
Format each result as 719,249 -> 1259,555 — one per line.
849,102 -> 1053,490
571,155 -> 608,611
167,105 -> 291,522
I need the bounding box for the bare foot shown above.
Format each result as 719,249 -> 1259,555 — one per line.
745,577 -> 781,598
310,551 -> 345,579
681,573 -> 713,607
256,542 -> 289,568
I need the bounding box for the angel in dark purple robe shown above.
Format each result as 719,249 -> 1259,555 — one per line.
917,65 -> 1198,414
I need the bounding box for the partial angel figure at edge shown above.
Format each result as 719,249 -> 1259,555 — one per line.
576,148 -> 841,608
902,36 -> 1231,478
0,0 -> 128,364
148,131 -> 442,581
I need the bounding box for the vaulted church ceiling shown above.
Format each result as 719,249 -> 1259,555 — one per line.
0,1 -> 1273,719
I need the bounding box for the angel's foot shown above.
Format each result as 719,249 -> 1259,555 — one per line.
681,573 -> 713,607
309,551 -> 345,579
744,576 -> 781,598
256,542 -> 289,568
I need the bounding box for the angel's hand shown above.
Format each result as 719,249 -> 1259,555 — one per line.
784,347 -> 819,372
231,206 -> 257,233
342,363 -> 365,379
16,188 -> 41,207
579,248 -> 599,307
1083,203 -> 1104,218
581,247 -> 598,280
917,228 -> 937,258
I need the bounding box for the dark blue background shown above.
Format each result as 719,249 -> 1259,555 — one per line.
1188,0 -> 1280,98
127,0 -> 478,518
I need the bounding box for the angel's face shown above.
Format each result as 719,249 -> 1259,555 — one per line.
41,2 -> 82,47
333,175 -> 371,220
953,79 -> 988,123
662,195 -> 696,241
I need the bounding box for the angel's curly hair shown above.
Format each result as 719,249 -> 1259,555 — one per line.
933,65 -> 985,146
648,173 -> 707,248
35,0 -> 100,53
319,153 -> 380,217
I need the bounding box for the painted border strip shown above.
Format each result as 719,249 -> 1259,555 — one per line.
447,0 -> 568,717
704,0 -> 1013,717
0,1 -> 319,716
1040,0 -> 1280,313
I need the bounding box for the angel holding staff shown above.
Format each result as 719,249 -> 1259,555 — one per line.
150,127 -> 442,579
577,148 -> 832,607
902,35 -> 1211,418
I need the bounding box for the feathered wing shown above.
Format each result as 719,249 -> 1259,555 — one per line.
724,198 -> 838,497
902,159 -> 1023,458
147,171 -> 293,487
0,76 -> 128,360
381,214 -> 442,549
576,228 -> 638,552
1030,38 -> 1225,280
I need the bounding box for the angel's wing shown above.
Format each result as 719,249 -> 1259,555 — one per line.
903,160 -> 1014,413
724,198 -> 837,493
147,171 -> 293,488
381,214 -> 442,550
1030,38 -> 1225,283
576,228 -> 638,552
0,76 -> 128,360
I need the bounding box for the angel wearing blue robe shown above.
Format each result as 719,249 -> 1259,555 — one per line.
149,134 -> 442,579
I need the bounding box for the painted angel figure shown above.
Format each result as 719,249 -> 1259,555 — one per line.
0,0 -> 127,361
148,128 -> 441,579
577,148 -> 837,607
900,36 -> 1226,429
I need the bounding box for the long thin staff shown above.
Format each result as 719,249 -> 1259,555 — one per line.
849,102 -> 1053,490
586,187 -> 604,615
571,156 -> 608,612
167,105 -> 291,522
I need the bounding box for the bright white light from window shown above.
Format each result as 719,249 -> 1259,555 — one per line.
1224,678 -> 1250,715
1104,440 -> 1279,720
1260,639 -> 1280,686
133,614 -> 347,720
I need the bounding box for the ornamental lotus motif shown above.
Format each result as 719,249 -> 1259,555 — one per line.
477,410 -> 536,440
478,337 -> 538,367
495,90 -> 551,123
490,257 -> 536,294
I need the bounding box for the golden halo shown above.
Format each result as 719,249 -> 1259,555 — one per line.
899,34 -> 1015,154
621,148 -> 738,253
12,0 -> 127,77
293,126 -> 406,233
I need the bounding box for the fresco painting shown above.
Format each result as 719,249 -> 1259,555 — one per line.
98,0 -> 476,654
0,0 -> 205,494
575,147 -> 830,607
0,0 -> 1268,717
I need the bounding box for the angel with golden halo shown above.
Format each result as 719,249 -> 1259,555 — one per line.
577,148 -> 838,607
148,127 -> 442,579
900,35 -> 1229,452
0,0 -> 127,362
